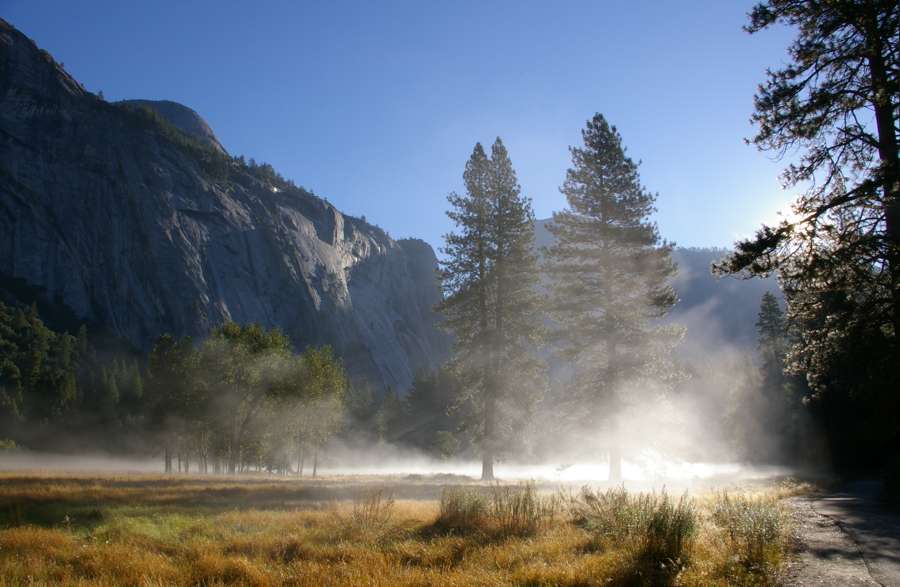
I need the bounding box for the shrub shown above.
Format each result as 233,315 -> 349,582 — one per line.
436,483 -> 557,537
569,487 -> 697,568
643,492 -> 697,566
348,489 -> 395,534
436,487 -> 489,532
489,483 -> 559,536
710,491 -> 785,571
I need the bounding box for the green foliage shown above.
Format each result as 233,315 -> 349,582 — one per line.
431,431 -> 460,460
397,368 -> 470,458
716,1 -> 900,474
145,322 -> 347,475
0,304 -> 347,473
0,303 -> 83,427
543,114 -> 679,480
439,138 -> 546,479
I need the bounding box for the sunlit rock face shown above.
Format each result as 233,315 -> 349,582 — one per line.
118,99 -> 228,155
0,18 -> 448,391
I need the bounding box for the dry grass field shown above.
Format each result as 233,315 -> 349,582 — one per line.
0,473 -> 809,586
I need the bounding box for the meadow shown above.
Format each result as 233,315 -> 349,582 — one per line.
0,473 -> 806,586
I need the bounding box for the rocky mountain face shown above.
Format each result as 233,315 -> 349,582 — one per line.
118,99 -> 228,155
0,18 -> 448,392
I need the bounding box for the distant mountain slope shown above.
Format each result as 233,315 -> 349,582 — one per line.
534,218 -> 779,350
0,18 -> 448,391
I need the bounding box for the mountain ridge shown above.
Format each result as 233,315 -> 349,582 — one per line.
0,17 -> 448,392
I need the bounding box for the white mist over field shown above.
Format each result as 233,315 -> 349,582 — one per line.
0,450 -> 160,473
0,448 -> 788,491
319,453 -> 787,485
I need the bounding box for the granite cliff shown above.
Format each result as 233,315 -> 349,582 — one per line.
0,18 -> 448,391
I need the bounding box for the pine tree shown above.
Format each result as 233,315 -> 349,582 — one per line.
714,0 -> 899,473
545,114 -> 677,481
440,138 -> 544,480
754,291 -> 789,459
756,292 -> 786,382
440,143 -> 492,387
483,138 -> 544,479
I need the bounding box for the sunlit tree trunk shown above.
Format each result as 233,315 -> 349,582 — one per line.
607,340 -> 622,482
481,400 -> 495,481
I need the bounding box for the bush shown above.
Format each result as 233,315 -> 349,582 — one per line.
710,491 -> 785,571
569,487 -> 697,568
437,487 -> 489,532
644,492 -> 697,567
347,489 -> 394,534
436,483 -> 557,537
489,483 -> 559,536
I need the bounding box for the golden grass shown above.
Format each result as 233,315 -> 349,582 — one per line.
0,474 -> 808,586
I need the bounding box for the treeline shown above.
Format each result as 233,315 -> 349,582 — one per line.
0,302 -> 472,473
0,306 -> 351,475
0,302 -> 146,447
144,323 -> 345,475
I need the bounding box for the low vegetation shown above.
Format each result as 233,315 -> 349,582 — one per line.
709,491 -> 787,575
568,486 -> 698,582
435,483 -> 559,537
0,474 -> 800,586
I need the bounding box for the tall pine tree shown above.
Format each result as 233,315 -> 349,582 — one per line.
714,1 -> 899,473
440,138 -> 543,480
545,114 -> 677,481
756,292 -> 787,389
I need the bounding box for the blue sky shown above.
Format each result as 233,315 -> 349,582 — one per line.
3,0 -> 797,250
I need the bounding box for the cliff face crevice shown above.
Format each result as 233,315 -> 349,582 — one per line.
0,18 -> 448,391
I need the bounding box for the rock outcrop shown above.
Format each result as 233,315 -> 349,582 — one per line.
118,99 -> 228,155
0,18 -> 448,391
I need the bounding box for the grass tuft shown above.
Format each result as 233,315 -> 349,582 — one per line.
347,488 -> 395,536
435,483 -> 558,537
568,486 -> 697,583
709,490 -> 786,572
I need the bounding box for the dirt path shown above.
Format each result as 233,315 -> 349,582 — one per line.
782,482 -> 900,586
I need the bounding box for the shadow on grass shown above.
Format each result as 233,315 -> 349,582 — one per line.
2,501 -> 105,530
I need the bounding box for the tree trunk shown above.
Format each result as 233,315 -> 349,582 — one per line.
607,339 -> 622,483
298,444 -> 305,477
609,443 -> 622,483
312,447 -> 319,478
481,453 -> 495,481
164,446 -> 171,473
865,4 -> 900,354
481,383 -> 496,481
